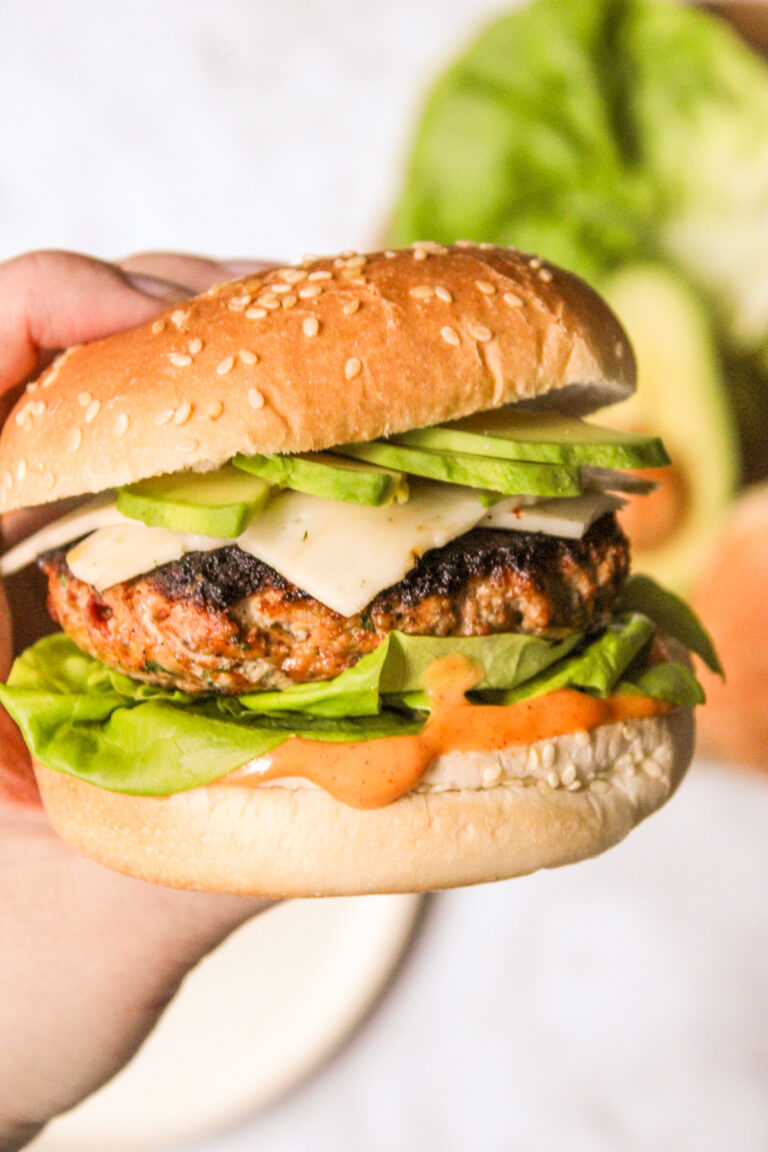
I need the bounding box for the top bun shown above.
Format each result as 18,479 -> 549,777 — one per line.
0,243 -> 635,513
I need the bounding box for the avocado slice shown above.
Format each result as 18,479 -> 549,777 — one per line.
599,264 -> 739,593
334,441 -> 580,497
233,451 -> 408,506
117,465 -> 271,538
395,411 -> 669,469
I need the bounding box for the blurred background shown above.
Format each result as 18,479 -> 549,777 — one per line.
1,1 -> 767,1149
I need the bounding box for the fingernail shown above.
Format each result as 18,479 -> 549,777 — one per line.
123,272 -> 196,301
218,259 -> 278,276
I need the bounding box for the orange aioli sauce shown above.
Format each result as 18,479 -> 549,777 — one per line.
223,656 -> 669,809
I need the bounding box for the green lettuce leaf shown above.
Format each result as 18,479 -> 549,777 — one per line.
0,606 -> 704,797
616,661 -> 705,708
390,0 -> 768,360
619,574 -> 723,675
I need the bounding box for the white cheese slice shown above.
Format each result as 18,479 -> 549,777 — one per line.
479,492 -> 625,539
66,524 -> 230,592
58,481 -> 491,615
234,482 -> 491,616
0,494 -> 124,577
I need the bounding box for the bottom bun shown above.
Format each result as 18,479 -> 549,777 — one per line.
33,709 -> 694,897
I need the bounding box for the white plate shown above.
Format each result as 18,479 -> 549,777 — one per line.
32,894 -> 422,1152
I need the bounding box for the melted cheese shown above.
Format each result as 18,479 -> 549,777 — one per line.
59,482 -> 491,615
0,494 -> 124,577
479,492 -> 624,538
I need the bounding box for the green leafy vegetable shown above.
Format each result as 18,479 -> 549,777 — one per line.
390,0 -> 768,362
620,574 -> 723,675
0,603 -> 706,797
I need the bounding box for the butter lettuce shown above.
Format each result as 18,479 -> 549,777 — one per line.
0,602 -> 709,796
390,0 -> 768,361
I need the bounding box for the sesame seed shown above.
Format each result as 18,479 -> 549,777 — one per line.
302,317 -> 320,337
171,309 -> 189,327
114,413 -> 130,437
546,771 -> 560,790
455,239 -> 474,248
257,294 -> 280,310
169,353 -> 192,368
217,356 -> 235,376
78,392 -> 92,407
529,257 -> 542,270
302,252 -> 319,264
248,388 -> 265,410
333,258 -> 346,269
479,242 -> 494,250
342,300 -> 360,315
26,382 -> 38,392
470,325 -> 493,342
280,268 -> 307,284
349,277 -> 366,286
642,758 -> 664,779
271,283 -> 292,295
299,285 -> 322,299
16,459 -> 27,481
188,338 -> 203,355
152,319 -> 166,335
155,409 -> 175,426
475,279 -> 496,295
309,270 -> 332,281
228,294 -> 252,311
503,292 -> 523,307
541,743 -> 555,769
435,286 -> 452,303
69,428 -> 82,452
15,407 -> 31,427
173,400 -> 192,425
239,349 -> 257,365
345,357 -> 362,379
340,249 -> 357,259
413,247 -> 428,261
560,765 -> 577,787
345,255 -> 366,269
590,778 -> 611,794
30,401 -> 46,416
246,307 -> 267,320
281,294 -> 297,309
85,399 -> 101,423
384,250 -> 397,258
181,438 -> 199,453
536,780 -> 551,796
207,400 -> 224,420
410,285 -> 435,299
41,470 -> 55,490
615,341 -> 624,360
441,325 -> 460,346
539,268 -> 553,283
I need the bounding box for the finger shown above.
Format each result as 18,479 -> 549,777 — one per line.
0,250 -> 192,395
118,252 -> 277,294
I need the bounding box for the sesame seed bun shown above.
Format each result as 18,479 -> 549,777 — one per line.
0,243 -> 634,514
30,710 -> 692,897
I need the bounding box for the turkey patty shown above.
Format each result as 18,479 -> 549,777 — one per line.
39,514 -> 629,694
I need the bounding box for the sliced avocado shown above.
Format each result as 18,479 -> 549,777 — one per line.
334,441 -> 580,497
396,411 -> 669,469
233,451 -> 408,506
117,465 -> 271,538
599,265 -> 739,593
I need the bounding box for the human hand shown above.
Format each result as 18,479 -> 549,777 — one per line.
0,251 -> 275,1152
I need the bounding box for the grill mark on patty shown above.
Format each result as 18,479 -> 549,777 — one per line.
40,514 -> 629,693
139,513 -> 625,611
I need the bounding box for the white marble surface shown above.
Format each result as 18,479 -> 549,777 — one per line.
184,761 -> 768,1152
0,0 -> 510,265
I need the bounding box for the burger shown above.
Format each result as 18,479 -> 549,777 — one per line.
0,243 -> 719,896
